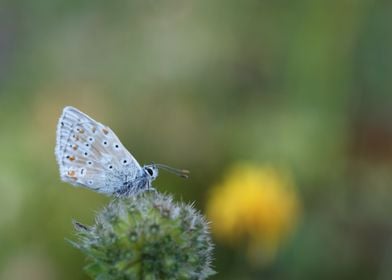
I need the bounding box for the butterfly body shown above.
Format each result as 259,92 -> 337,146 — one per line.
55,106 -> 171,196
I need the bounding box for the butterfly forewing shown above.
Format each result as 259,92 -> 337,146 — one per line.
55,106 -> 142,194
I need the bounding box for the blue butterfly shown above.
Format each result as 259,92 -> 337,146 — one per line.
55,106 -> 189,196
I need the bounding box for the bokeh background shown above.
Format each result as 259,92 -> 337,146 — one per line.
0,1 -> 391,279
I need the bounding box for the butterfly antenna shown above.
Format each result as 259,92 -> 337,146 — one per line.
154,163 -> 190,179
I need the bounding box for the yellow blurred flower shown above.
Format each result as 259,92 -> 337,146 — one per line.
206,163 -> 300,264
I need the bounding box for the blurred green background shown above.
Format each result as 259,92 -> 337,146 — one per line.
0,0 -> 391,279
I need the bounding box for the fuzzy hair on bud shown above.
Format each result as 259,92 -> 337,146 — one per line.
71,192 -> 215,279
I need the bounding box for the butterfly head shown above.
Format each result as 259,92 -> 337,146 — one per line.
143,165 -> 159,181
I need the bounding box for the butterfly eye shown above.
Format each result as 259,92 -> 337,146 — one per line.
88,137 -> 94,142
87,180 -> 94,185
108,164 -> 113,170
85,143 -> 90,147
146,168 -> 153,176
103,140 -> 108,147
87,161 -> 92,165
84,152 -> 88,156
114,144 -> 120,149
122,159 -> 128,165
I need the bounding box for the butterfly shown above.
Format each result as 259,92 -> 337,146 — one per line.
55,106 -> 189,196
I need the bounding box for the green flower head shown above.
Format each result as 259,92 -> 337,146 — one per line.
71,192 -> 214,280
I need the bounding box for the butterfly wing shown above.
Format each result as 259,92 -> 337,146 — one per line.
55,106 -> 142,194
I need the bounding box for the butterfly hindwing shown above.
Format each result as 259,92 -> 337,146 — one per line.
55,106 -> 142,194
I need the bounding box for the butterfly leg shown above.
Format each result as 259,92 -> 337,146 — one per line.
146,187 -> 158,194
